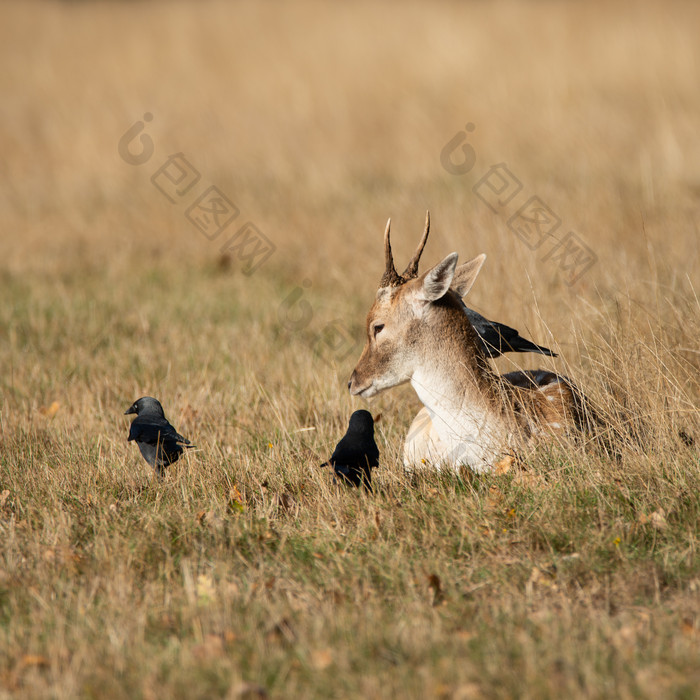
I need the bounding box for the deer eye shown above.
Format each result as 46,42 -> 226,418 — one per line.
373,323 -> 385,338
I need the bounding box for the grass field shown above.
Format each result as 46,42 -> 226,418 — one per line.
1,1 -> 700,697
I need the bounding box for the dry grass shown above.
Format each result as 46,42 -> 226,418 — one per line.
1,0 -> 699,698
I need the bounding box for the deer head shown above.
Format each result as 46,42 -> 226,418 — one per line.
348,213 -> 486,398
349,213 -> 592,473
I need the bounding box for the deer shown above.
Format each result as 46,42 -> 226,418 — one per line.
348,213 -> 595,473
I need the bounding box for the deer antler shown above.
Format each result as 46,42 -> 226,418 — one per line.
379,219 -> 403,287
401,210 -> 430,280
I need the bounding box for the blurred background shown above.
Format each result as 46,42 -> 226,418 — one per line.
1,0 -> 698,429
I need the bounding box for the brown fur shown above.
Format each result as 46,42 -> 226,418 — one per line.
349,218 -> 597,470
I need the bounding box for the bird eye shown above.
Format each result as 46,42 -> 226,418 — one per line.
373,323 -> 385,338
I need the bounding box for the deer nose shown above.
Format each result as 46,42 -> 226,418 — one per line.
348,371 -> 356,392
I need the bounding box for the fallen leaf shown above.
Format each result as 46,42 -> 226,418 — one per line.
38,401 -> 60,418
435,683 -> 452,698
681,617 -> 697,637
310,649 -> 333,670
494,454 -> 514,475
454,629 -> 474,641
21,655 -> 49,669
485,485 -> 504,510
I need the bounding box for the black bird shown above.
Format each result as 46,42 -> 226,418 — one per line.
321,410 -> 379,490
464,306 -> 557,359
125,396 -> 193,477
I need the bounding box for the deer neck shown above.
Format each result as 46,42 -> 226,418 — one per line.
408,296 -> 511,470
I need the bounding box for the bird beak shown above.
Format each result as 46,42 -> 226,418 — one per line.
124,406 -> 136,415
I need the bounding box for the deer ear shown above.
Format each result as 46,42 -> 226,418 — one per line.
419,253 -> 458,302
451,254 -> 486,298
